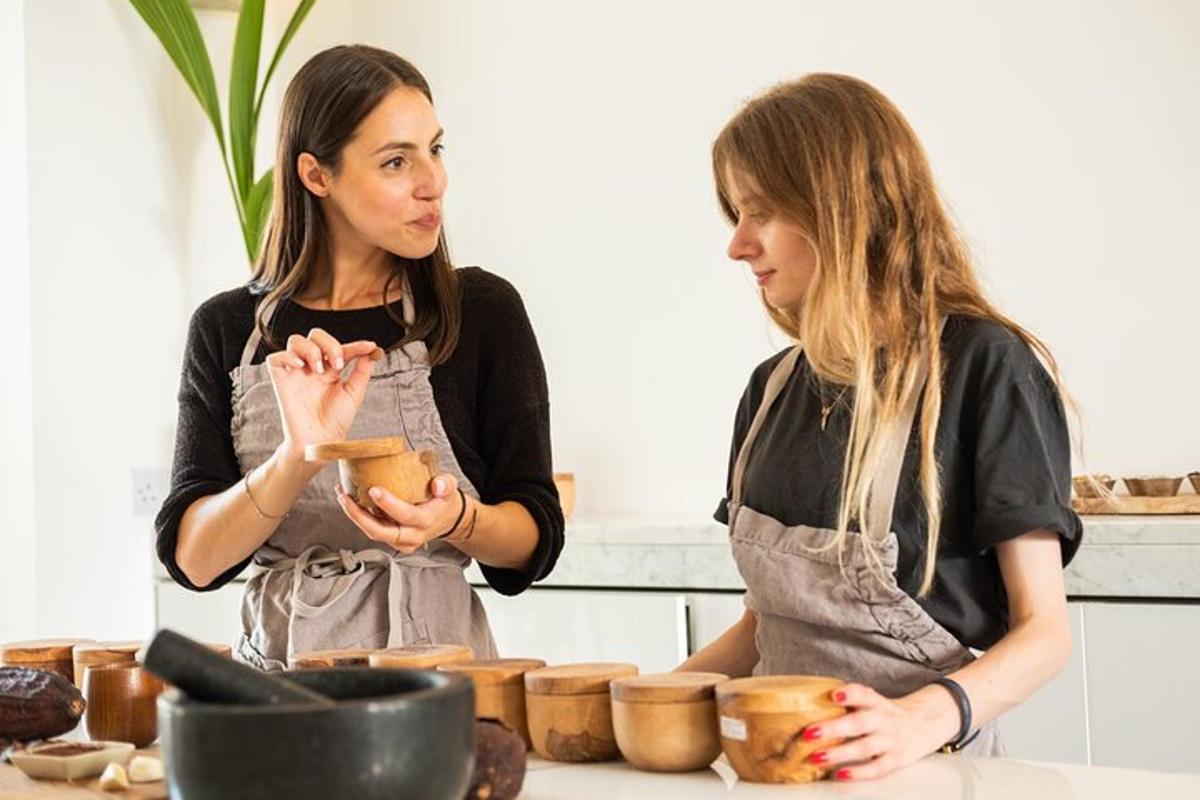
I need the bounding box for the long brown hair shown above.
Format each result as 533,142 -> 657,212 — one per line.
251,45 -> 461,364
714,74 -> 1069,595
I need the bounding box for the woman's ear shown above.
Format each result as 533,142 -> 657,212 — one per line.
297,152 -> 332,197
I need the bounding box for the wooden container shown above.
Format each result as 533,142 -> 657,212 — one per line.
524,662 -> 638,762
0,638 -> 93,684
611,672 -> 728,772
1124,476 -> 1183,497
305,436 -> 438,511
438,658 -> 546,748
72,641 -> 142,690
81,662 -> 163,748
287,648 -> 373,670
1190,472 -> 1200,495
715,675 -> 847,783
553,473 -> 576,520
369,644 -> 474,670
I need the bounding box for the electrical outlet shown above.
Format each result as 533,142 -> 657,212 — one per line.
132,468 -> 169,516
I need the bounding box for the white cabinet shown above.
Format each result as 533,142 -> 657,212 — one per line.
687,591 -> 745,654
154,580 -> 244,650
997,603 -> 1089,764
1084,602 -> 1200,773
473,588 -> 688,673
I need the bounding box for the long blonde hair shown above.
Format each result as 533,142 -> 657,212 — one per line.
714,74 -> 1067,595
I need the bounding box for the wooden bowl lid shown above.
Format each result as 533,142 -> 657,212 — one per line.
437,658 -> 547,686
368,644 -> 474,669
287,648 -> 373,669
305,436 -> 410,462
524,662 -> 638,696
610,671 -> 728,703
0,638 -> 93,663
715,675 -> 844,714
73,641 -> 142,665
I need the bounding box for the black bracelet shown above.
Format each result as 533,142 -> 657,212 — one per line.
436,488 -> 468,539
931,677 -> 980,753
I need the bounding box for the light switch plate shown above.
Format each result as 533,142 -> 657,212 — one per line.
132,468 -> 169,516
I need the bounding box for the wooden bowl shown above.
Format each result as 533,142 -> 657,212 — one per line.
82,662 -> 164,748
1072,474 -> 1115,498
715,675 -> 847,783
73,641 -> 142,690
553,473 -> 576,520
0,638 -> 93,684
611,672 -> 728,772
1188,472 -> 1200,495
288,648 -> 374,670
1123,476 -> 1184,497
369,645 -> 474,670
524,662 -> 638,762
305,436 -> 438,511
438,658 -> 546,749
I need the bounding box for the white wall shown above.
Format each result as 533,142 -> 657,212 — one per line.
8,1 -> 1198,636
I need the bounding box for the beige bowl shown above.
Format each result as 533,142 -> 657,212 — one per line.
1123,476 -> 1184,497
306,436 -> 439,512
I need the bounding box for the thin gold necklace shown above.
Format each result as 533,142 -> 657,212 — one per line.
819,385 -> 849,431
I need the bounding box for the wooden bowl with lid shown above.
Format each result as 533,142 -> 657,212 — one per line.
288,648 -> 374,670
524,662 -> 638,762
369,644 -> 474,670
73,641 -> 142,690
438,658 -> 546,748
0,638 -> 93,684
715,675 -> 847,783
611,672 -> 728,772
305,436 -> 439,512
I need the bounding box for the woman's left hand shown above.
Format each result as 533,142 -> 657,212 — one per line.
336,473 -> 470,554
801,683 -> 958,781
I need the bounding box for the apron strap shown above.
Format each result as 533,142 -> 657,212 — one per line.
730,345 -> 804,507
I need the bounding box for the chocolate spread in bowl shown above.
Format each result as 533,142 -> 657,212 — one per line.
31,742 -> 107,757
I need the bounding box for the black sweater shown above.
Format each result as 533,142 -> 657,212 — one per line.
155,267 -> 564,595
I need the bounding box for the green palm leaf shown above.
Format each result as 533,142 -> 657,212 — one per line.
244,169 -> 275,259
230,0 -> 266,202
254,0 -> 318,128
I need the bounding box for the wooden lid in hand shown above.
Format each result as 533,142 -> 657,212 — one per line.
524,662 -> 638,696
438,658 -> 547,686
715,675 -> 844,714
610,671 -> 728,703
305,436 -> 410,461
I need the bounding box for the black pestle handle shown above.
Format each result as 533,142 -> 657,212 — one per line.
143,628 -> 334,707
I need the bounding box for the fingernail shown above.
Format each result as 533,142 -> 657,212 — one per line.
833,690 -> 847,703
809,751 -> 827,764
335,356 -> 344,369
369,487 -> 383,500
803,727 -> 821,741
434,479 -> 444,495
316,361 -> 324,374
836,769 -> 851,781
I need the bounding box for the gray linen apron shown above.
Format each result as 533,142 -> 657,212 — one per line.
228,288 -> 498,670
727,335 -> 1004,756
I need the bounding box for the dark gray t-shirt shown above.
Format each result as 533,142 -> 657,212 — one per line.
716,315 -> 1082,650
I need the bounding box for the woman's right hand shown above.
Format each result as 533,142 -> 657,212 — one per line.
266,328 -> 384,460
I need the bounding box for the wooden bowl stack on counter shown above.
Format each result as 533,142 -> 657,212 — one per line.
288,649 -> 374,670
611,672 -> 728,772
369,644 -> 474,670
438,658 -> 546,748
0,638 -> 93,684
715,675 -> 847,783
523,662 -> 638,762
72,641 -> 143,690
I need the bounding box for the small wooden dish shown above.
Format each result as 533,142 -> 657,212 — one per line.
1071,474 -> 1115,498
715,675 -> 847,783
553,473 -> 576,520
82,662 -> 163,748
305,436 -> 438,511
524,662 -> 638,762
73,641 -> 142,690
0,638 -> 93,684
9,740 -> 134,781
1188,472 -> 1200,494
369,644 -> 475,670
1123,476 -> 1183,497
611,672 -> 728,772
286,648 -> 373,670
438,658 -> 546,749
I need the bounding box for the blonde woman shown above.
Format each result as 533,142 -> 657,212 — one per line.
680,75 -> 1080,779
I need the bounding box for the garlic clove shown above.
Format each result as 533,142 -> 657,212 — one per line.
98,762 -> 130,791
128,754 -> 165,783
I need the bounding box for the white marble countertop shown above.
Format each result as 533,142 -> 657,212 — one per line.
467,515 -> 1200,599
521,753 -> 1200,799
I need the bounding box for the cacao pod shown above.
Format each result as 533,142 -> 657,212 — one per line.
465,718 -> 526,800
0,666 -> 86,742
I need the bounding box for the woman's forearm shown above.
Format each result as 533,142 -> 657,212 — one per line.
676,608 -> 760,677
175,445 -> 320,588
446,497 -> 540,571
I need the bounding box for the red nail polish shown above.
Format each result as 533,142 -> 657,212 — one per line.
836,769 -> 852,781
803,727 -> 821,741
833,690 -> 847,702
809,751 -> 827,764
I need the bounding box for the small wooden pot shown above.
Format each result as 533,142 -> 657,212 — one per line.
287,648 -> 373,670
0,638 -> 93,684
715,675 -> 847,783
72,641 -> 142,690
369,644 -> 474,670
305,436 -> 438,511
524,662 -> 638,763
1189,472 -> 1200,495
1124,476 -> 1183,497
82,662 -> 163,748
439,658 -> 546,749
611,672 -> 728,772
